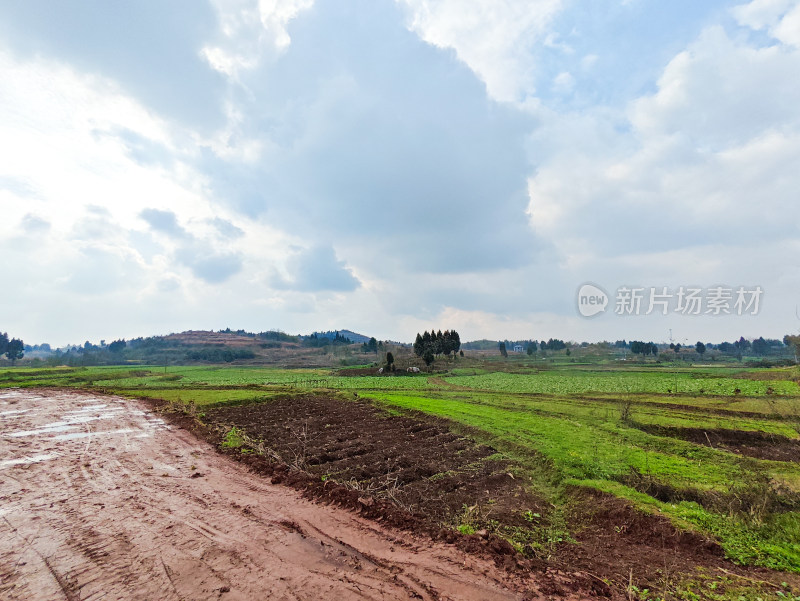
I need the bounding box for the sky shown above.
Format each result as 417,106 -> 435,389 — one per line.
1,0 -> 799,346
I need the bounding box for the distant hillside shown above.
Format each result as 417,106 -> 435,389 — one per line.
306,329 -> 372,344
461,339 -> 501,351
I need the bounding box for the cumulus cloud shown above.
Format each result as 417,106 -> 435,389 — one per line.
0,44 -> 292,341
139,210 -> 246,283
201,0 -> 316,79
175,243 -> 244,284
272,245 -> 360,292
529,16 -> 800,253
1,0 -> 798,345
209,217 -> 245,239
397,0 -> 565,102
524,0 -> 800,343
733,0 -> 800,47
0,2 -> 225,130
552,71 -> 575,94
139,209 -> 188,238
629,26 -> 800,149
20,214 -> 50,233
200,0 -> 539,274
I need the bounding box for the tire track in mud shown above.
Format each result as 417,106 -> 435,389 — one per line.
0,389 -> 558,601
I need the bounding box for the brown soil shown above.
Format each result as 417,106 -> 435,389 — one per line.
554,488 -> 722,590
0,388 -> 581,600
203,393 -> 800,599
205,395 -> 549,542
5,388 -> 797,600
553,487 -> 800,598
631,422 -> 800,462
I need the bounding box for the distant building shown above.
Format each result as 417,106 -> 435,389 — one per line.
513,344 -> 524,353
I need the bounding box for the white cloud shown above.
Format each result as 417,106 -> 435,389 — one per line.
630,26 -> 800,149
523,3 -> 800,344
552,70 -> 575,93
0,47 -> 300,342
201,0 -> 315,79
2,0 -> 799,345
580,53 -> 599,70
397,0 -> 565,102
258,0 -> 316,49
271,245 -> 360,292
733,0 -> 800,47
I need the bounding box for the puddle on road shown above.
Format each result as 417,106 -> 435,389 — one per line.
0,409 -> 31,417
8,424 -> 78,437
66,404 -> 111,412
1,391 -> 171,460
0,453 -> 59,469
54,428 -> 140,441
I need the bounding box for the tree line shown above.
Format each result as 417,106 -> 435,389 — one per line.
302,332 -> 353,348
0,332 -> 25,364
630,341 -> 658,356
413,330 -> 461,365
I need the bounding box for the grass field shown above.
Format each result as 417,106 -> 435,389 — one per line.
3,358 -> 800,594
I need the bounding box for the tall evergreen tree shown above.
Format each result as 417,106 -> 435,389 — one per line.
413,333 -> 423,357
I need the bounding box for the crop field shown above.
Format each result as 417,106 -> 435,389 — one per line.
3,360 -> 800,599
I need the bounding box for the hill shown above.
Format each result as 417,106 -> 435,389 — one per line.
305,329 -> 373,344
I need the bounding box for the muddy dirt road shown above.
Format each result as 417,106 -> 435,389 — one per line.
0,389 -> 553,601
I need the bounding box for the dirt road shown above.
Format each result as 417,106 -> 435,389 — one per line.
0,389 -> 549,601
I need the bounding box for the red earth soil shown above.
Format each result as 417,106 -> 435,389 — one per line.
205,395 -> 548,535
202,393 -> 800,598
0,389 -> 594,601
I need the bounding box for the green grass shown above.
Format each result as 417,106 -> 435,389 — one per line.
445,371 -> 800,397
359,388 -> 800,571
221,427 -> 246,449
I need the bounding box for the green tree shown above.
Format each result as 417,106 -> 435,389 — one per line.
751,337 -> 768,356
434,330 -> 444,354
385,351 -> 394,370
785,335 -> 800,362
6,338 -> 24,364
450,330 -> 461,355
442,330 -> 452,355
413,333 -> 423,357
0,332 -> 8,357
631,341 -> 658,357
498,341 -> 508,358
695,341 -> 706,356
